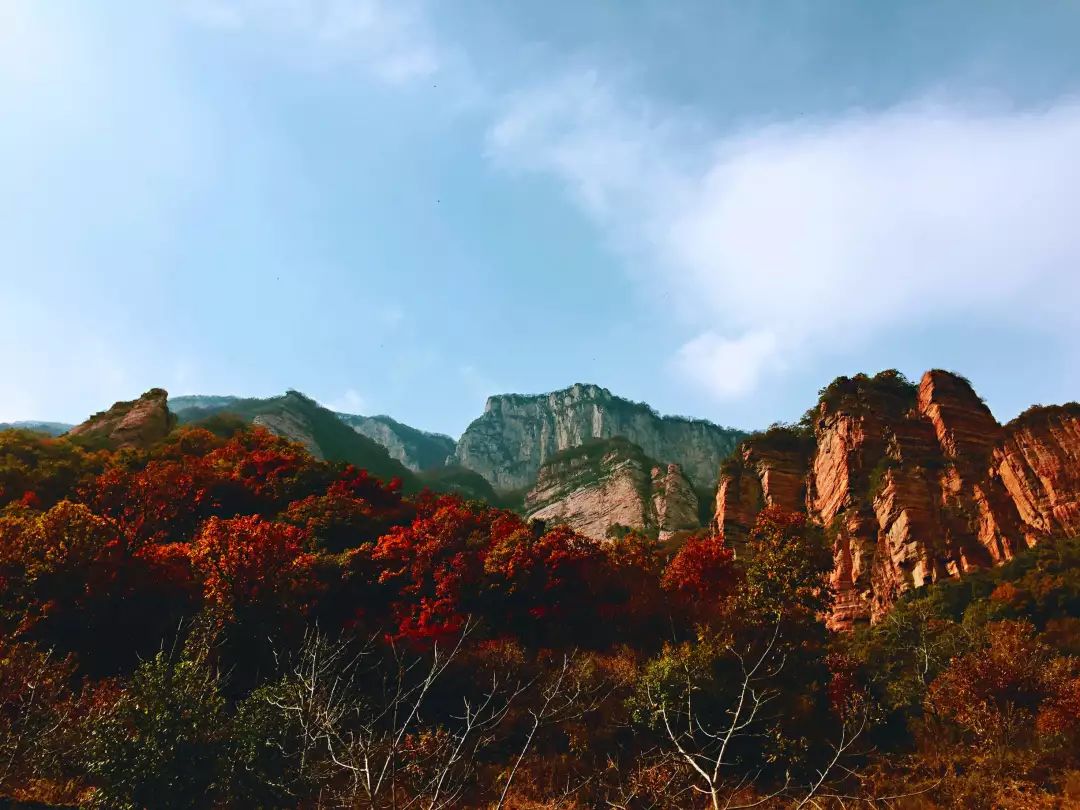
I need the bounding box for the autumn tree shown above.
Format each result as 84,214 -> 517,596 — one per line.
927,619 -> 1080,754
661,531 -> 737,628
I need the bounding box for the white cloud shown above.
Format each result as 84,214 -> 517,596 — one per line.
317,390 -> 369,414
321,388 -> 368,414
487,74 -> 1080,399
179,0 -> 441,83
675,331 -> 780,399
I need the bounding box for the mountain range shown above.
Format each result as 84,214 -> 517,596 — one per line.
10,370 -> 1080,630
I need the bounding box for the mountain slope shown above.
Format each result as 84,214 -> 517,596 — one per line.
0,421 -> 72,436
171,391 -> 415,486
336,414 -> 455,472
454,383 -> 744,492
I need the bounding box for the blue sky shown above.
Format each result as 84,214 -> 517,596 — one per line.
2,1 -> 1080,436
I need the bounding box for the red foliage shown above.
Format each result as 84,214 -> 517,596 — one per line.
85,459 -> 219,548
927,620 -> 1080,747
660,533 -> 738,622
825,651 -> 865,721
486,522 -> 609,632
205,428 -> 321,510
189,515 -> 315,617
372,496 -> 492,642
282,476 -> 412,553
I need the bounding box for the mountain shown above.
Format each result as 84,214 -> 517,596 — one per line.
336,414 -> 455,472
454,383 -> 745,493
67,388 -> 176,449
170,391 -> 414,486
0,421 -> 72,436
713,369 -> 1080,630
524,437 -> 700,543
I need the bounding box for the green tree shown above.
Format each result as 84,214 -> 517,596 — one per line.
85,651 -> 227,809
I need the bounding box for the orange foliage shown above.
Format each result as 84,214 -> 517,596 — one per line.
189,515 -> 315,617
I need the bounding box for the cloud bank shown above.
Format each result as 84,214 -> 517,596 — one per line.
488,73 -> 1080,398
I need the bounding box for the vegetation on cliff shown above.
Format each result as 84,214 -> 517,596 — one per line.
0,415 -> 1076,808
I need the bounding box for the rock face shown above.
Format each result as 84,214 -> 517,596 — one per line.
995,404 -> 1080,539
336,414 -> 455,472
712,426 -> 811,553
713,370 -> 1080,630
455,383 -> 744,493
67,389 -> 176,449
525,438 -> 700,542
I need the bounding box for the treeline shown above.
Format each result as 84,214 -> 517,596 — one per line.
0,424 -> 1077,808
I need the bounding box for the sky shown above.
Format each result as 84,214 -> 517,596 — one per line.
2,1 -> 1080,437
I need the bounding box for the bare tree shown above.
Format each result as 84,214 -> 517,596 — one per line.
640,620 -> 869,810
0,644 -> 76,796
252,620 -> 536,809
495,650 -> 614,809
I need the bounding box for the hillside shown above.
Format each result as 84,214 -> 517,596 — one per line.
336,413 -> 456,472
170,390 -> 414,486
0,421 -> 71,436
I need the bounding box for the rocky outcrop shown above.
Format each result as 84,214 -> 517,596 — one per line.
455,383 -> 744,493
711,370 -> 1080,631
524,438 -> 700,542
337,414 -> 455,472
67,388 -> 176,449
995,404 -> 1080,539
651,464 -> 701,541
713,426 -> 810,552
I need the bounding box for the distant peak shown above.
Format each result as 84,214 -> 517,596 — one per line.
484,383 -> 617,411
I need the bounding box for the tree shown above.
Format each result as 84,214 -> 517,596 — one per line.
739,506 -> 832,623
484,522 -> 614,646
282,477 -> 410,554
0,640 -> 79,800
372,496 -> 494,642
85,650 -> 228,809
633,622 -> 866,810
188,515 -> 314,619
661,532 -> 737,627
927,620 -> 1080,753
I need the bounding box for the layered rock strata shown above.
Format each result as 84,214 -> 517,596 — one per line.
714,370 -> 1080,630
525,438 -> 700,542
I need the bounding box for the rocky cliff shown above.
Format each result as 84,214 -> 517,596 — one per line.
455,383 -> 744,493
67,388 -> 176,449
995,403 -> 1080,539
524,437 -> 700,542
714,370 -> 1080,630
336,414 -> 455,472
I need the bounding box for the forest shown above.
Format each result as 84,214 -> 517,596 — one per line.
0,422 -> 1077,809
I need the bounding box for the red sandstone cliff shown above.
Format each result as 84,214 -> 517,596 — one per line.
995,404 -> 1080,539
713,370 -> 1080,630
